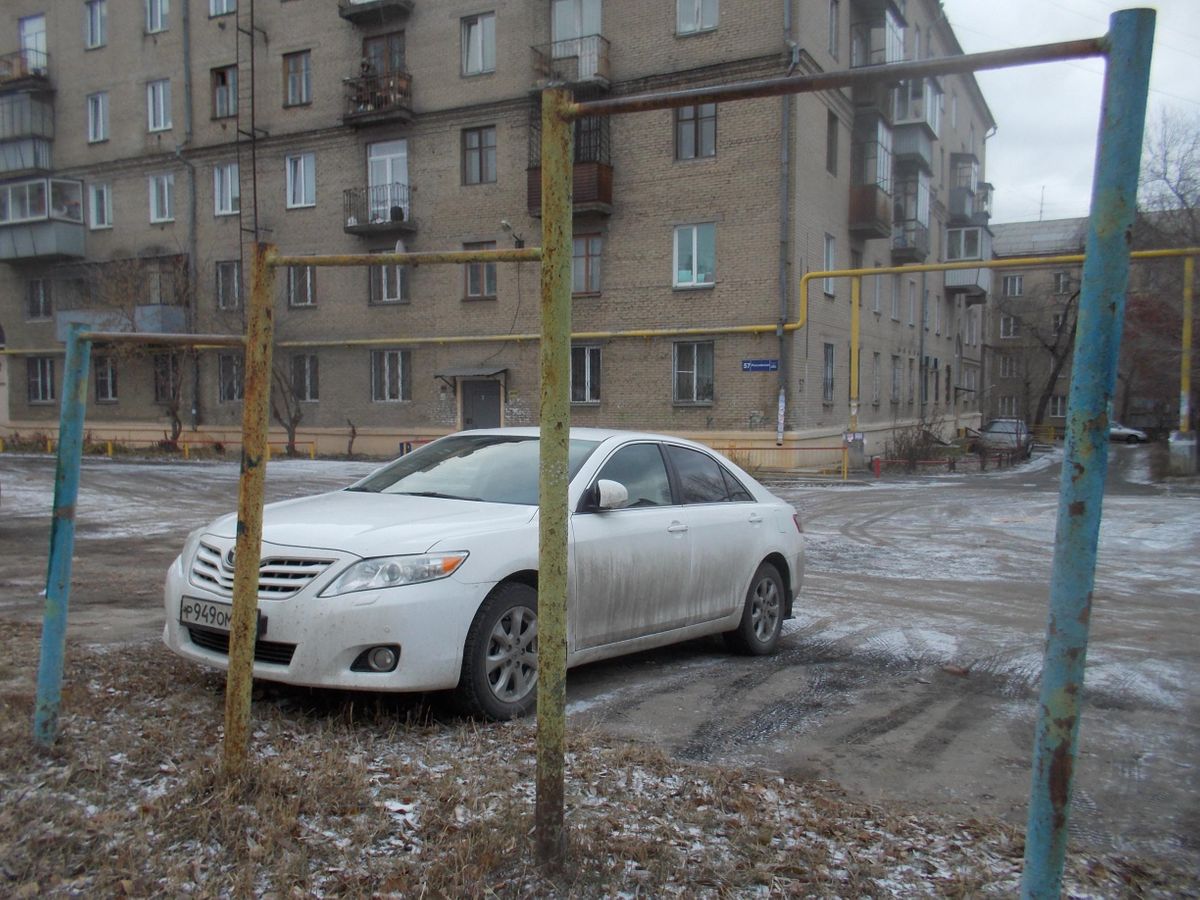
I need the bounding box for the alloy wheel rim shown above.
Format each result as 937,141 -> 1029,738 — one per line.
751,578 -> 780,642
485,605 -> 538,702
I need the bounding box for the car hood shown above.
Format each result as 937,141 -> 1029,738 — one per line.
202,490 -> 539,557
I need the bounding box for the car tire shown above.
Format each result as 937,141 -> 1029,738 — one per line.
456,582 -> 539,720
1126,435 -> 1139,445
724,562 -> 784,656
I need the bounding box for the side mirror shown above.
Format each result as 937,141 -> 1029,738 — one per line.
596,479 -> 629,511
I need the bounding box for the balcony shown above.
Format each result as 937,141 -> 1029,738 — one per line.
527,160 -> 613,217
893,124 -> 933,172
337,0 -> 414,26
343,70 -> 413,127
893,77 -> 940,137
849,184 -> 891,240
852,81 -> 895,123
0,177 -> 84,261
891,219 -> 929,262
0,49 -> 49,87
849,3 -> 906,68
945,226 -> 993,298
944,265 -> 992,299
55,305 -> 187,342
532,35 -> 611,88
344,183 -> 416,236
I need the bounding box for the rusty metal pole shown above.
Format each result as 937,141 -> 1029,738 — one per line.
1180,256 -> 1193,434
850,275 -> 861,433
1021,9 -> 1155,898
535,86 -> 573,868
223,242 -> 277,779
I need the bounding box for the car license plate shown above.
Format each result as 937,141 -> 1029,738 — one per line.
180,598 -> 234,631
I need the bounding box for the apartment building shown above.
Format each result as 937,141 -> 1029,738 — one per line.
0,0 -> 994,457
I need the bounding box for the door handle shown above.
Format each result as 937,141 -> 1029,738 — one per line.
666,522 -> 688,534
747,514 -> 764,525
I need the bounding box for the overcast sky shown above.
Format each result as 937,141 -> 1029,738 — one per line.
939,0 -> 1200,224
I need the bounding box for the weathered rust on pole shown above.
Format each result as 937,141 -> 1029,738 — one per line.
223,241 -> 277,779
571,38 -> 1106,119
850,275 -> 861,432
1180,256 -> 1194,434
535,86 -> 572,869
272,247 -> 542,268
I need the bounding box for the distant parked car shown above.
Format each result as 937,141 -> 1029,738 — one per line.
1109,422 -> 1148,443
974,418 -> 1034,458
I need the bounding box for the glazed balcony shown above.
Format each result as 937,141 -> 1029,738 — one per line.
893,123 -> 934,172
849,184 -> 891,240
55,305 -> 187,342
891,219 -> 929,262
337,0 -> 413,26
343,183 -> 416,236
343,70 -> 413,127
0,176 -> 83,261
532,35 -> 611,88
0,48 -> 49,87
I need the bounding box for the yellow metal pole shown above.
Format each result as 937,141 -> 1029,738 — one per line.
535,86 -> 573,869
106,440 -> 113,458
850,276 -> 861,433
1181,256 -> 1193,434
223,242 -> 277,779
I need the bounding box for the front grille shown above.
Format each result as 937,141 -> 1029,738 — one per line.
186,627 -> 297,666
191,540 -> 334,599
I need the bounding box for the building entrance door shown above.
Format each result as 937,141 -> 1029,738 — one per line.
461,380 -> 501,429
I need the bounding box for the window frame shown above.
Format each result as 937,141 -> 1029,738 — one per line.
218,353 -> 244,403
215,259 -> 242,310
213,161 -> 240,216
285,152 -> 316,208
871,351 -> 881,405
570,344 -> 602,404
209,0 -> 236,17
677,0 -> 718,35
153,353 -> 179,403
461,12 -> 496,76
1002,274 -> 1024,297
463,241 -> 498,299
1000,354 -> 1017,378
1054,272 -> 1071,294
822,343 -> 835,404
369,253 -> 410,305
85,1 -> 107,50
822,234 -> 836,295
291,353 -> 319,403
87,91 -> 108,143
26,278 -> 51,320
673,222 -> 716,289
94,355 -> 118,403
675,103 -> 717,161
572,233 -> 602,296
461,125 -> 497,185
283,50 -> 313,107
1049,394 -> 1067,418
147,79 -> 172,132
88,182 -> 112,230
673,340 -> 714,405
1000,314 -> 1020,339
825,110 -> 838,175
27,357 -> 55,404
148,172 -> 174,223
286,265 -> 317,307
211,65 -> 237,119
146,0 -> 169,34
828,0 -> 839,59
890,355 -> 901,403
371,349 -> 411,403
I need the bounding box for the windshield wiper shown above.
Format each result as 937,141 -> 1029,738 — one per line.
395,490 -> 484,502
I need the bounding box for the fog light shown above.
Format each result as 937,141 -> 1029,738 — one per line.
352,644 -> 400,673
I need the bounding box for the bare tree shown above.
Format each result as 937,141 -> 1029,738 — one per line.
992,283 -> 1081,428
270,361 -> 304,456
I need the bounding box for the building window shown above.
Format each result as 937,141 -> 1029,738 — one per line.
210,0 -> 236,16
212,66 -> 237,118
147,79 -> 172,132
890,275 -> 900,320
890,355 -> 901,403
87,92 -> 108,142
675,104 -> 716,160
1000,314 -> 1019,338
822,343 -> 835,403
945,227 -> 982,260
998,395 -> 1017,417
1049,395 -> 1067,418
822,234 -> 836,295
1054,272 -> 1071,294
149,173 -> 174,222
27,357 -> 55,404
153,353 -> 179,403
871,352 -> 881,405
462,126 -> 497,185
573,234 -> 602,295
571,345 -> 601,403
285,152 -> 315,208
828,0 -> 839,58
26,279 -> 51,320
284,51 -> 312,107
286,265 -> 316,307
94,356 -> 118,403
215,260 -> 241,309
677,0 -> 718,34
146,0 -> 168,33
461,12 -> 495,75
825,110 -> 838,175
85,1 -> 107,48
370,255 -> 410,304
371,349 -> 411,402
999,355 -> 1016,378
291,354 -> 319,402
907,358 -> 914,403
674,341 -> 714,404
674,223 -> 716,288
908,280 -> 917,326
218,353 -> 244,403
213,162 -> 239,216
1002,274 -> 1023,297
872,266 -> 882,313
933,294 -> 941,334
88,183 -> 112,229
463,241 -> 498,299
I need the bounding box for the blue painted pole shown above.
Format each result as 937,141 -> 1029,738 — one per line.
1021,9 -> 1155,898
33,324 -> 92,747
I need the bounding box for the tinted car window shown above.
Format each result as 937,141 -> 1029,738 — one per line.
666,445 -> 729,504
596,443 -> 673,507
721,467 -> 754,502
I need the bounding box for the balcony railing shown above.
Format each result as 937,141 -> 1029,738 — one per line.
532,35 -> 611,87
0,49 -> 49,85
527,161 -> 613,216
891,219 -> 930,262
343,70 -> 413,126
849,183 -> 892,240
343,183 -> 416,235
337,0 -> 414,26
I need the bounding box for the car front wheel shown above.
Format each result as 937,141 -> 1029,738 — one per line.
457,582 -> 539,720
1126,434 -> 1140,444
724,562 -> 784,656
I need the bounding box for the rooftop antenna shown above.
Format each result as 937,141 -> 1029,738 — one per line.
1039,185 -> 1045,221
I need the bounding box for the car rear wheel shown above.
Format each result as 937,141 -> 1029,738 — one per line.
457,582 -> 538,720
724,562 -> 784,656
1126,434 -> 1140,444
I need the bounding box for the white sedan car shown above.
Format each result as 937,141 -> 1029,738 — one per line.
163,428 -> 804,719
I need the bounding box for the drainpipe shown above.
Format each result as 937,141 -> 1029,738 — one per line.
918,271 -> 927,420
777,0 -> 796,445
178,0 -> 200,428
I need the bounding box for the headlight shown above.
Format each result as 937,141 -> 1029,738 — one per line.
320,552 -> 469,597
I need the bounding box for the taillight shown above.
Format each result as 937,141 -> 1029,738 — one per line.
793,514 -> 804,534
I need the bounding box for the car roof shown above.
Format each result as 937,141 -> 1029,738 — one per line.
464,426 -> 706,445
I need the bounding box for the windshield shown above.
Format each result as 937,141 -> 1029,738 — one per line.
983,421 -> 1019,434
347,435 -> 601,505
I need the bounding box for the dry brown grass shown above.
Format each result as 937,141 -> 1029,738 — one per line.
0,630 -> 1193,898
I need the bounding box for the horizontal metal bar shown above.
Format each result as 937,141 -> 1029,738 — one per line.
270,248 -> 542,268
570,38 -> 1107,118
80,331 -> 246,347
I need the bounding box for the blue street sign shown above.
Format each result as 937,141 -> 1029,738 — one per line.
742,359 -> 779,372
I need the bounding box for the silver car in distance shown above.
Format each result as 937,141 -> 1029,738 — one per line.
163,428 -> 805,719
